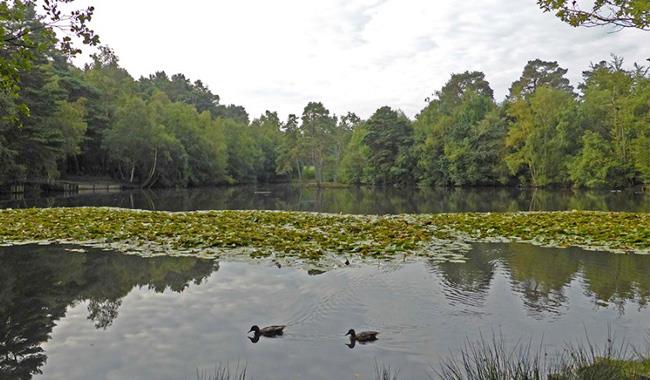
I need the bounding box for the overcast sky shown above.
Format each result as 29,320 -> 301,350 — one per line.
79,0 -> 647,119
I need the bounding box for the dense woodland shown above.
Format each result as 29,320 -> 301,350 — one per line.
2,5 -> 650,189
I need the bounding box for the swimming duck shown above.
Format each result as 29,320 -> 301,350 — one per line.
248,325 -> 286,337
345,329 -> 378,342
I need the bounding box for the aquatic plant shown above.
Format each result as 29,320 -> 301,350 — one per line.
0,208 -> 647,268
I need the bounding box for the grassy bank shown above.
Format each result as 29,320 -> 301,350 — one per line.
0,208 -> 648,263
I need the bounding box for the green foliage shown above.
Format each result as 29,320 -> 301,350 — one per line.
52,98 -> 87,157
576,57 -> 647,187
103,94 -> 188,187
339,124 -> 372,184
508,59 -> 574,100
505,86 -> 578,187
537,0 -> 650,29
299,102 -> 337,185
276,114 -> 304,180
1,0 -> 98,112
633,133 -> 650,184
1,5 -> 649,191
414,72 -> 505,186
363,106 -> 414,185
221,118 -> 262,184
570,131 -> 618,188
251,111 -> 284,182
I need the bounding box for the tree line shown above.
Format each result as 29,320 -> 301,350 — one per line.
1,6 -> 649,189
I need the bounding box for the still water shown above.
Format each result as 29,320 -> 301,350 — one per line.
1,184 -> 649,213
2,243 -> 650,380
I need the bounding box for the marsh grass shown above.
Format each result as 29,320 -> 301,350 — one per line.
437,332 -> 547,380
550,333 -> 650,380
375,360 -> 400,380
437,331 -> 650,380
195,363 -> 248,380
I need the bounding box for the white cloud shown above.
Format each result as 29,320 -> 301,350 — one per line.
79,0 -> 647,119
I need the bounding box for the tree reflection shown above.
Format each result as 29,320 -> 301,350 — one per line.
501,244 -> 579,317
87,299 -> 121,330
0,245 -> 217,379
580,251 -> 650,311
431,243 -> 650,316
1,184 -> 648,213
428,246 -> 500,309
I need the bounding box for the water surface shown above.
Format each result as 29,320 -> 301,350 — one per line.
1,184 -> 648,213
2,243 -> 649,380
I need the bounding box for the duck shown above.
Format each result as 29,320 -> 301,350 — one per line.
248,325 -> 286,337
345,329 -> 378,343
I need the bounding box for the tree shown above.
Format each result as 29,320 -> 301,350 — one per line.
300,102 -> 336,186
429,71 -> 493,111
339,123 -> 371,184
251,111 -> 284,182
103,95 -> 187,187
150,91 -> 227,186
575,57 -> 639,187
505,86 -> 578,187
50,98 -> 87,161
442,99 -> 507,186
328,112 -> 358,182
80,46 -> 135,174
1,0 -> 98,108
631,73 -> 650,185
276,114 -> 304,180
570,131 -> 619,188
414,71 -> 505,186
537,0 -> 650,30
138,72 -> 221,116
363,106 -> 414,185
508,59 -> 574,100
215,104 -> 249,125
221,118 -> 262,183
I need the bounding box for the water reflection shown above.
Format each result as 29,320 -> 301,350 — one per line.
1,243 -> 650,379
429,243 -> 650,317
0,246 -> 216,379
1,185 -> 648,213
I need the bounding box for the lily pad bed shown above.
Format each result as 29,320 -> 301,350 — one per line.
0,208 -> 648,265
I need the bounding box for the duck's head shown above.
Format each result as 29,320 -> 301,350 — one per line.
248,325 -> 260,334
345,329 -> 356,337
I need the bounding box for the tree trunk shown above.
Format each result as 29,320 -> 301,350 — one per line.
142,148 -> 158,188
295,160 -> 302,182
117,163 -> 125,181
129,162 -> 136,184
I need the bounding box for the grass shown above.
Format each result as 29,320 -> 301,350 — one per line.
196,363 -> 248,380
0,208 -> 648,265
438,333 -> 650,380
437,332 -> 547,380
192,344 -> 650,380
375,361 -> 400,380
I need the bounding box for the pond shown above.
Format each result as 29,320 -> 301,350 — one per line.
2,243 -> 650,380
1,184 -> 649,213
